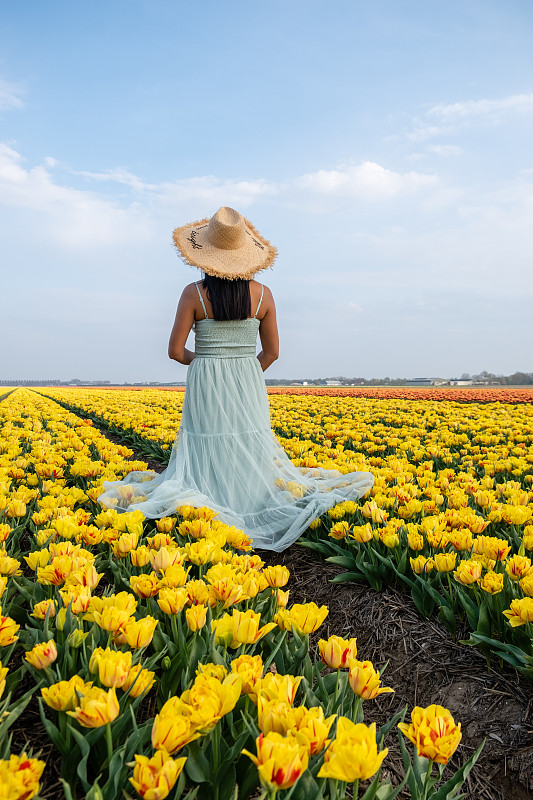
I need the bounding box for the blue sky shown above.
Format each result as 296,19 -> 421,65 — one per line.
1,0 -> 532,381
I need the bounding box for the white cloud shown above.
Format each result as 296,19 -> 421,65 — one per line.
428,92 -> 533,120
156,176 -> 278,209
0,78 -> 24,111
295,160 -> 437,200
74,167 -> 155,191
0,144 -> 151,247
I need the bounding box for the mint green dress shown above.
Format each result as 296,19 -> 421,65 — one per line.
99,284 -> 374,551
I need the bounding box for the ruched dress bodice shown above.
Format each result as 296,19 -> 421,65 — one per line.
193,318 -> 260,359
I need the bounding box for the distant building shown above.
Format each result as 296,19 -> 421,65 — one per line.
405,378 -> 432,386
325,380 -> 342,386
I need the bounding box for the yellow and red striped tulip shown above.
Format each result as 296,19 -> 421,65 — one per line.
398,704 -> 461,764
318,718 -> 388,781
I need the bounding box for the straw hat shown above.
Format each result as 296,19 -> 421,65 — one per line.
172,206 -> 277,280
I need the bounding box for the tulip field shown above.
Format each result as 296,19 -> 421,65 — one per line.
1,387 -> 533,799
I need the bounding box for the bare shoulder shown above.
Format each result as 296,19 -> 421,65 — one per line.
261,283 -> 275,307
179,282 -> 199,300
251,280 -> 274,299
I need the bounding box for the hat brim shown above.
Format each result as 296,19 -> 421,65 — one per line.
172,216 -> 277,280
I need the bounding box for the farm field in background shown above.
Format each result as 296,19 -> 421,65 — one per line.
0,386 -> 532,799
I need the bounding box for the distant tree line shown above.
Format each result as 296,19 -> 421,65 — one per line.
265,371 -> 533,386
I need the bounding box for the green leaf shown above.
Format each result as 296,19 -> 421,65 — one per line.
325,555 -> 357,569
376,706 -> 407,747
70,725 -> 93,792
329,571 -> 368,584
437,605 -> 457,639
185,740 -> 212,784
432,740 -> 485,800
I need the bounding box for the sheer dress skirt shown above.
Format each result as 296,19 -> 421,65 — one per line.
98,319 -> 374,551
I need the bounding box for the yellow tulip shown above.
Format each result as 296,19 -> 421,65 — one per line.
111,531 -> 139,557
92,605 -> 133,633
478,570 -> 504,594
64,563 -> 102,589
184,539 -> 215,565
277,589 -> 290,608
0,524 -> 11,543
361,499 -> 388,524
31,599 -> 57,620
433,552 -> 457,572
209,577 -> 244,608
158,564 -> 190,588
225,527 -> 253,551
0,556 -> 21,577
212,609 -> 276,648
503,597 -> 533,627
410,555 -> 434,575
6,499 -> 26,518
41,675 -> 93,711
274,602 -> 328,635
179,673 -> 242,730
24,550 -> 50,570
157,587 -> 189,615
59,585 -> 92,614
151,711 -> 200,753
230,654 -> 263,698
121,616 -> 158,648
242,732 -> 309,792
398,704 -> 461,764
196,662 -> 228,681
453,559 -> 482,586
519,573 -> 533,597
349,523 -> 374,544
89,647 -> 132,688
123,665 -> 156,698
505,554 -> 532,581
257,672 -> 302,706
155,517 -> 176,533
348,659 -> 394,699
291,705 -> 336,755
185,604 -> 208,632
130,572 -> 160,598
0,753 -> 45,800
0,661 -> 8,700
25,639 -> 58,670
472,535 -> 511,562
257,697 -> 294,735
407,530 -> 424,550
130,750 -> 186,800
130,546 -> 152,567
318,718 -> 388,781
150,546 -> 185,572
329,521 -> 351,540
318,635 -> 357,669
67,686 -> 120,727
179,519 -> 212,539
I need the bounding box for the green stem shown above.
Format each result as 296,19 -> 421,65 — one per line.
105,722 -> 113,772
212,723 -> 221,800
333,669 -> 341,710
422,758 -> 433,799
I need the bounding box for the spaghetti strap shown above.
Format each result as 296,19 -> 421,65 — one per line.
254,284 -> 265,318
195,281 -> 209,319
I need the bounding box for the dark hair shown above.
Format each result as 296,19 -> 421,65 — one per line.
202,275 -> 251,321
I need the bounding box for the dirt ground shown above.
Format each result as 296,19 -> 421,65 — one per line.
258,545 -> 533,800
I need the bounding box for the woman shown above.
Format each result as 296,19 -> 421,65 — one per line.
98,207 -> 374,551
